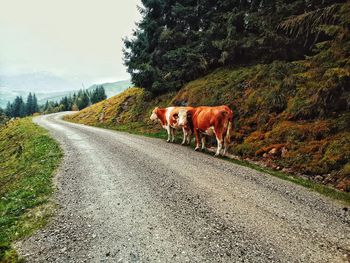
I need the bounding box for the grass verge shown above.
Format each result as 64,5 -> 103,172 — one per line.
0,118 -> 62,262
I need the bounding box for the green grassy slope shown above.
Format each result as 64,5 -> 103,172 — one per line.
66,64 -> 349,193
0,118 -> 62,262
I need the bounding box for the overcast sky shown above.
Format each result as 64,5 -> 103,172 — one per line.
0,0 -> 141,87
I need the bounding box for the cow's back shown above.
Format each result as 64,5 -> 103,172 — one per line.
191,106 -> 230,130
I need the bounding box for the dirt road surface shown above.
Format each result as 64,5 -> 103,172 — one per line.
17,112 -> 350,262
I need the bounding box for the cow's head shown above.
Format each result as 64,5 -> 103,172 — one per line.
150,107 -> 159,122
177,109 -> 188,127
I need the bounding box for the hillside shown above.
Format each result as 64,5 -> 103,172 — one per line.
65,61 -> 350,192
66,2 -> 350,191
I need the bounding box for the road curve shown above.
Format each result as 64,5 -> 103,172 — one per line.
17,112 -> 350,262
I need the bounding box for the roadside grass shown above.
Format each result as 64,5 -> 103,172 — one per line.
0,118 -> 62,262
64,117 -> 350,205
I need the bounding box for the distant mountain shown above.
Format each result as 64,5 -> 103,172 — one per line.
0,72 -> 77,93
0,79 -> 132,108
37,80 -> 132,105
87,80 -> 132,98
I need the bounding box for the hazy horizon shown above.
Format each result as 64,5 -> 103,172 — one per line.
0,0 -> 142,92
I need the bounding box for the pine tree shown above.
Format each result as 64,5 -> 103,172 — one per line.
12,96 -> 25,117
98,86 -> 107,101
124,0 -> 344,95
26,93 -> 33,115
33,94 -> 39,113
90,88 -> 99,104
90,86 -> 107,104
19,100 -> 26,117
44,101 -> 49,111
76,90 -> 90,110
5,102 -> 13,117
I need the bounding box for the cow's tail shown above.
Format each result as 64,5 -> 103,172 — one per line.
225,110 -> 234,145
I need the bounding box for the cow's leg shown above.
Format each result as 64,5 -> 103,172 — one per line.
171,128 -> 175,143
194,129 -> 200,151
223,142 -> 227,156
215,138 -> 223,156
166,126 -> 171,142
201,135 -> 206,151
181,127 -> 186,145
186,130 -> 192,145
214,129 -> 224,156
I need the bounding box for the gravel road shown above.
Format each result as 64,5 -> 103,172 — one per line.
17,112 -> 350,262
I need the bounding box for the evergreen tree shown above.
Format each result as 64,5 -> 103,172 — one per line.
76,90 -> 90,110
11,96 -> 25,117
44,101 -> 49,111
26,93 -> 34,115
33,94 -> 39,113
60,96 -> 70,111
98,86 -> 107,101
124,0 -> 344,95
5,102 -> 13,117
19,100 -> 26,117
90,86 -> 107,104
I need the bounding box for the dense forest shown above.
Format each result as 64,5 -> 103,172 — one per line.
124,0 -> 347,94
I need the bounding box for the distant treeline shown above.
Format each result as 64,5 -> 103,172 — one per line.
43,86 -> 107,114
4,93 -> 39,118
0,86 -> 107,124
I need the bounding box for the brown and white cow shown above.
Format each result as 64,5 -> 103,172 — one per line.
177,106 -> 233,156
150,107 -> 192,144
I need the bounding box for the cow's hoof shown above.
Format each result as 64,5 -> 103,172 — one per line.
201,148 -> 206,152
195,147 -> 200,151
166,140 -> 170,143
214,153 -> 220,157
181,142 -> 185,145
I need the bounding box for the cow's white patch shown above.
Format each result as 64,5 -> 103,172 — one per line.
165,107 -> 175,126
215,135 -> 223,156
177,109 -> 187,127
